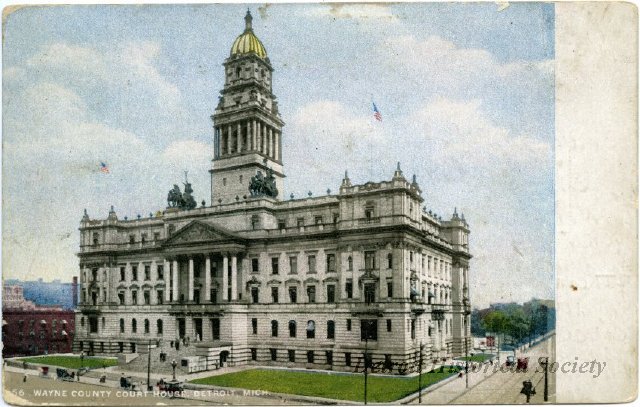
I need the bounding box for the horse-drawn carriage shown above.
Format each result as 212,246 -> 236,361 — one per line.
56,368 -> 75,381
157,378 -> 184,397
119,375 -> 137,390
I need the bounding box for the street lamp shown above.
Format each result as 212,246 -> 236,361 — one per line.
539,357 -> 549,401
417,342 -> 425,403
463,298 -> 471,389
363,334 -> 369,405
79,351 -> 85,382
171,359 -> 177,381
147,341 -> 153,391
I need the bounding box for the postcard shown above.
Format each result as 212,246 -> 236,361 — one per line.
2,2 -> 636,405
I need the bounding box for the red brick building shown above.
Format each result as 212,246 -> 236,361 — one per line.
2,285 -> 75,357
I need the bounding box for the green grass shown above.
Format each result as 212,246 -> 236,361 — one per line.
456,353 -> 494,362
191,367 -> 461,402
19,356 -> 118,369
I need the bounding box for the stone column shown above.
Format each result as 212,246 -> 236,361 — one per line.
205,256 -> 211,302
231,255 -> 238,301
188,258 -> 194,302
268,127 -> 273,158
252,120 -> 257,151
164,260 -> 171,303
227,125 -> 232,155
222,255 -> 229,301
172,260 -> 179,302
274,132 -> 280,161
237,123 -> 242,152
262,124 -> 267,155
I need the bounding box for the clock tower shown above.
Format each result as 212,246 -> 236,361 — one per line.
210,10 -> 285,204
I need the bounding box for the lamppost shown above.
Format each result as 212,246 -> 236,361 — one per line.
171,359 -> 177,381
463,299 -> 471,389
417,341 -> 425,403
147,342 -> 153,391
80,351 -> 85,370
363,334 -> 369,405
539,357 -> 549,401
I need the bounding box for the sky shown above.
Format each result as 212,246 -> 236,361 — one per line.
2,3 -> 555,309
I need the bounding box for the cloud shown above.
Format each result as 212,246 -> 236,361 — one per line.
308,4 -> 399,21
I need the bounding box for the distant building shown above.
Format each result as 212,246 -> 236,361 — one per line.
3,277 -> 78,310
2,285 -> 75,357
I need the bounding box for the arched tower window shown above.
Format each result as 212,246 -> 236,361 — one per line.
306,320 -> 316,338
288,320 -> 296,337
132,318 -> 137,333
119,318 -> 124,333
348,256 -> 353,271
144,319 -> 150,334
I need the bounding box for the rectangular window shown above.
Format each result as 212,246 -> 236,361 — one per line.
289,256 -> 298,274
288,350 -> 295,362
346,280 -> 353,299
144,291 -> 150,305
271,257 -> 279,274
327,285 -> 335,303
154,232 -> 160,241
251,348 -> 257,361
345,352 -> 351,367
387,319 -> 392,332
132,266 -> 138,281
326,254 -> 336,272
364,283 -> 376,304
308,255 -> 316,273
118,292 -> 125,305
144,265 -> 150,280
210,289 -> 218,304
211,318 -> 220,340
157,291 -> 163,304
131,291 -> 138,305
307,351 -> 314,364
271,287 -> 279,303
365,251 -> 376,270
289,287 -> 297,303
270,348 -> 277,361
361,319 -> 378,341
327,321 -> 335,339
307,286 -> 316,303
347,319 -> 352,331
251,287 -> 259,304
251,318 -> 258,335
314,215 -> 323,225
411,319 -> 416,339
89,317 -> 98,333
251,258 -> 259,273
297,218 -> 304,227
387,282 -> 393,298
157,265 -> 164,280
120,267 -> 126,281
326,350 -> 333,365
333,213 -> 339,224
141,233 -> 147,244
278,220 -> 286,230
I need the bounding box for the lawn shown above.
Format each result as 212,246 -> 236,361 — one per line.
191,367 -> 461,402
19,356 -> 118,370
456,353 -> 494,362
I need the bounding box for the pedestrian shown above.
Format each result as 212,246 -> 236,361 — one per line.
23,374 -> 27,383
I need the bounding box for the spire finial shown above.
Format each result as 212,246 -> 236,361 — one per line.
245,9 -> 253,31
397,161 -> 401,171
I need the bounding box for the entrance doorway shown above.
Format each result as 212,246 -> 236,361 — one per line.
194,318 -> 202,342
220,351 -> 229,367
178,318 -> 186,339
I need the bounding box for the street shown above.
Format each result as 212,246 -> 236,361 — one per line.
413,334 -> 555,404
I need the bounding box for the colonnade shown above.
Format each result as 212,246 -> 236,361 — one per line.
214,120 -> 281,161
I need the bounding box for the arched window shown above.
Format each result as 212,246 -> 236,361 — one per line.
157,319 -> 163,335
271,320 -> 278,337
80,317 -> 85,327
306,320 -> 315,339
132,318 -> 137,333
348,256 -> 353,271
327,320 -> 335,339
102,317 -> 105,328
387,253 -> 393,269
236,66 -> 241,78
288,320 -> 296,338
119,319 -> 124,333
144,319 -> 150,334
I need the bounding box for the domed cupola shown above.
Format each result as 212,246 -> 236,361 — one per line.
230,10 -> 267,59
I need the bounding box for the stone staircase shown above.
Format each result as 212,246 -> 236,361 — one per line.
116,342 -> 200,375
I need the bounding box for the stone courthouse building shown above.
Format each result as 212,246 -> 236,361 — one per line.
75,11 -> 472,373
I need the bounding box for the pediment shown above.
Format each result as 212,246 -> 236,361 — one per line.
164,221 -> 242,246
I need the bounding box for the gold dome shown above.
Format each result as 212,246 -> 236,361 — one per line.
230,10 -> 267,59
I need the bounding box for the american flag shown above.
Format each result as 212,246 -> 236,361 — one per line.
372,102 -> 382,122
99,162 -> 110,174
